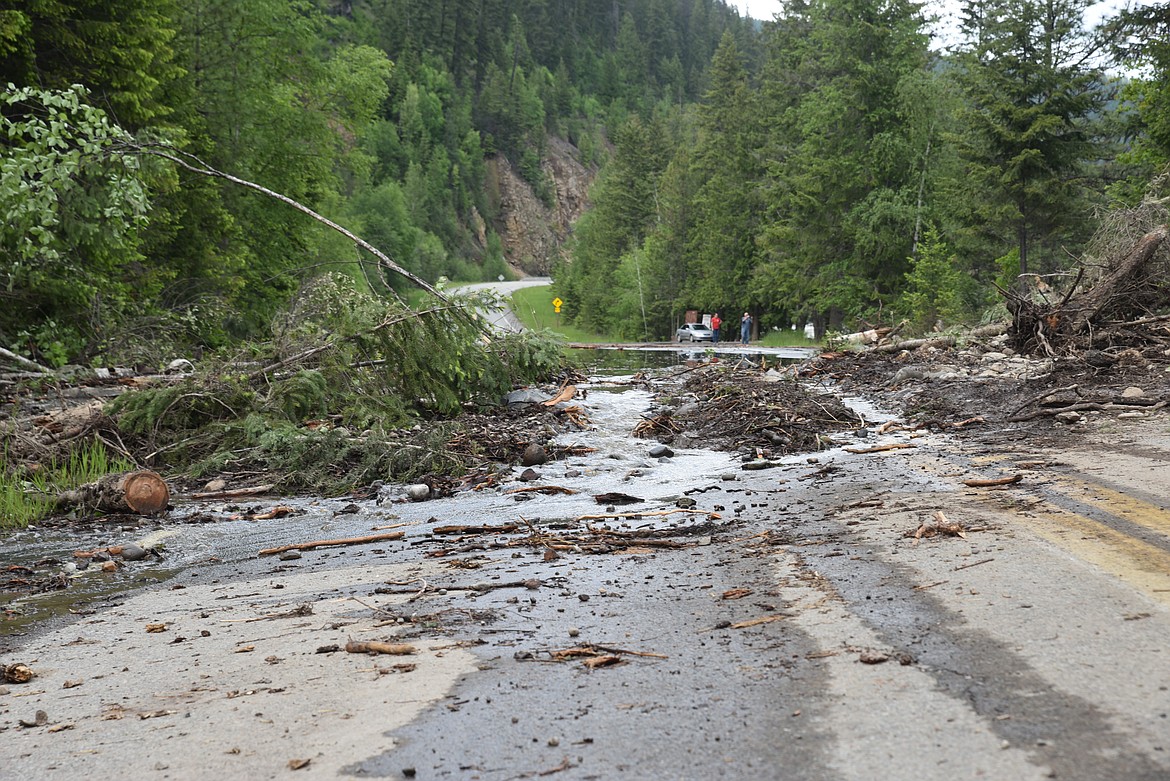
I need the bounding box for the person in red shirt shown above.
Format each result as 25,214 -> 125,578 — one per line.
710,312 -> 721,343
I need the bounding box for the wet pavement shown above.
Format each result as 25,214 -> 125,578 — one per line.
4,359 -> 1170,780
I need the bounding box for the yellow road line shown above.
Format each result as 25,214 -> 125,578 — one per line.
1045,474 -> 1170,537
1017,504 -> 1170,606
912,450 -> 1170,605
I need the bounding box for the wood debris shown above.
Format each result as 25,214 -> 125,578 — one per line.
345,640 -> 417,656
963,474 -> 1022,488
190,484 -> 275,500
503,485 -> 578,496
907,511 -> 967,544
844,442 -> 916,454
730,614 -> 786,629
258,530 -> 405,556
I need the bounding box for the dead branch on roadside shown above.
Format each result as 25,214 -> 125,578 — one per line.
844,442 -> 916,454
258,531 -> 405,556
963,474 -> 1022,488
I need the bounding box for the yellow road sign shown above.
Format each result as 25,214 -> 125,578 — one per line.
552,297 -> 563,308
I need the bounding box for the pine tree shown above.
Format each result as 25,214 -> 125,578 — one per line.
757,0 -> 932,328
954,0 -> 1110,276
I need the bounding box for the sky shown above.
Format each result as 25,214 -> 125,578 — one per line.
729,0 -> 1147,44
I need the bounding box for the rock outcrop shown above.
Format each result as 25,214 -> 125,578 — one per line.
487,136 -> 595,276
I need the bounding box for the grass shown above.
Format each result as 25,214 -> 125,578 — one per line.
757,329 -> 822,348
0,440 -> 135,529
509,285 -> 613,343
507,282 -> 824,347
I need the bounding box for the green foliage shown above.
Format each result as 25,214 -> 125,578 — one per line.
0,440 -> 135,529
896,226 -> 967,332
509,285 -> 612,343
953,0 -> 1110,275
994,248 -> 1022,293
3,0 -> 1160,380
106,276 -> 566,491
0,85 -> 151,363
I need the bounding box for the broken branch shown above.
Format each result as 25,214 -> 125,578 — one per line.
258,531 -> 405,556
963,474 -> 1022,488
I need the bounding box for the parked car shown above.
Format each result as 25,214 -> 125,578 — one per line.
676,322 -> 714,342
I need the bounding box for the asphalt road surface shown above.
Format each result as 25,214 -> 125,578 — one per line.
3,370 -> 1169,781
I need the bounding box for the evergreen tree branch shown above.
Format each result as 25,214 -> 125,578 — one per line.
248,304 -> 460,381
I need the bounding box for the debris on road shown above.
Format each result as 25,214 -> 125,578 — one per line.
257,530 -> 406,556
345,640 -> 417,656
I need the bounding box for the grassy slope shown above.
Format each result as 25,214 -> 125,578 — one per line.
509,284 -> 821,347
509,285 -> 612,343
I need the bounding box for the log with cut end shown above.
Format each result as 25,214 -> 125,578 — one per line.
56,470 -> 170,516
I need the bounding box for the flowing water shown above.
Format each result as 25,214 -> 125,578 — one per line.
2,347 -> 824,634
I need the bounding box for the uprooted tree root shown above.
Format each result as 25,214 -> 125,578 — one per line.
1003,204 -> 1170,360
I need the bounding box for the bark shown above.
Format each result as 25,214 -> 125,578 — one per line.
0,347 -> 53,374
56,470 -> 170,515
1071,226 -> 1169,332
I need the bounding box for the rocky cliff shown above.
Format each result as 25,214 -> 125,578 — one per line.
486,136 -> 595,276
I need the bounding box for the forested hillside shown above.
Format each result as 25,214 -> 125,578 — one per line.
2,1 -> 1169,365
558,0 -> 1170,341
0,0 -> 753,365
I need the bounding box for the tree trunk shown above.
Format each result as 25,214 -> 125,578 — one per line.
56,470 -> 170,516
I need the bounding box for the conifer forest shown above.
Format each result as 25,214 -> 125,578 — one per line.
3,1 -> 1169,359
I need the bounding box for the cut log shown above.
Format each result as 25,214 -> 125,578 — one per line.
56,470 -> 170,516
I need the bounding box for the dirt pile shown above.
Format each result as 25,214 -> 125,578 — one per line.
798,329 -> 1170,448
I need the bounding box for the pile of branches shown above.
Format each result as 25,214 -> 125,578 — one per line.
1003,203 -> 1170,362
646,364 -> 861,455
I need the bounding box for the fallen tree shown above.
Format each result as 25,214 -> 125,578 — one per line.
1002,214 -> 1170,357
55,470 -> 170,516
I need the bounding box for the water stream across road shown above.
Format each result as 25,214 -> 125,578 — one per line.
1,346 -> 819,633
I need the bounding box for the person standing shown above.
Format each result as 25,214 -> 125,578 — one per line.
740,312 -> 752,345
710,312 -> 721,343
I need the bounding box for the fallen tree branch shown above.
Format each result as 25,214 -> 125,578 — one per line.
124,142 -> 451,304
258,531 -> 405,556
190,484 -> 275,500
844,443 -> 916,454
1007,401 -> 1108,422
432,523 -> 521,535
503,486 -> 579,496
1008,384 -> 1080,419
963,474 -> 1023,488
345,640 -> 416,655
574,508 -> 719,522
0,346 -> 53,374
871,335 -> 956,354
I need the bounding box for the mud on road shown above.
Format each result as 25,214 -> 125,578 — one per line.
3,344 -> 1170,780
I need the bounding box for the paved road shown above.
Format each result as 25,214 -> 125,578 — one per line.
5,373 -> 1170,780
452,277 -> 552,333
